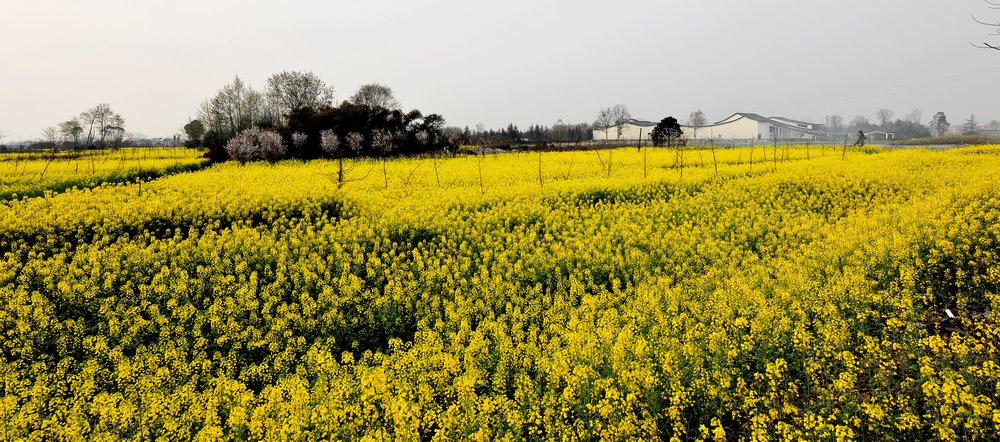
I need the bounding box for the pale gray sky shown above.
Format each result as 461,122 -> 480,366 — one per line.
2,0 -> 999,141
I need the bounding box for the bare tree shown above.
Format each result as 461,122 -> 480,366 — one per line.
973,0 -> 1000,50
609,104 -> 631,141
102,114 -> 126,147
80,104 -> 115,147
199,75 -> 277,141
824,115 -> 845,133
265,70 -> 335,119
594,108 -> 613,140
687,110 -> 707,139
875,108 -> 894,128
849,115 -> 871,130
349,83 -> 400,110
59,118 -> 84,149
42,127 -> 61,148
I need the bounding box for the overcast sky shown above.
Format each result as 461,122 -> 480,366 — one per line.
2,0 -> 999,141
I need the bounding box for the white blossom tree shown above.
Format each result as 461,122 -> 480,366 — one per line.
372,129 -> 393,155
347,132 -> 365,153
372,130 -> 394,188
291,132 -> 308,155
320,130 -> 340,156
258,130 -> 286,163
225,127 -> 286,164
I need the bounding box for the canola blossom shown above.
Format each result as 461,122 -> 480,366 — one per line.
0,145 -> 998,440
0,147 -> 207,200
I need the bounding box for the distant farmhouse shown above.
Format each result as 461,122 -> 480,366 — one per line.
594,113 -> 845,142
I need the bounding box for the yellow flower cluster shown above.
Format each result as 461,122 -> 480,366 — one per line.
0,147 -> 207,200
0,144 -> 998,440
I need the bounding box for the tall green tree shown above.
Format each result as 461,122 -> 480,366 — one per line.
963,114 -> 981,135
183,120 -> 206,146
651,117 -> 683,147
930,112 -> 950,136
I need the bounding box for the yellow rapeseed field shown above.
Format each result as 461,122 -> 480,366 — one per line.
0,147 -> 207,200
0,145 -> 998,440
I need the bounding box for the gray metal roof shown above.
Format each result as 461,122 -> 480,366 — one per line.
627,119 -> 659,127
770,116 -> 815,126
731,113 -> 771,123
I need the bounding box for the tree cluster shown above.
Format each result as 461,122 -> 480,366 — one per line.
594,104 -> 631,140
458,121 -> 594,148
193,72 -> 450,163
278,103 -> 448,160
40,104 -> 127,149
825,109 -> 933,140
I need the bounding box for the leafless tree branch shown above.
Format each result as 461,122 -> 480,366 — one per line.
973,1 -> 1000,49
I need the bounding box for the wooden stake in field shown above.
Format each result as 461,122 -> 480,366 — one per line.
563,154 -> 576,180
773,144 -> 778,172
537,150 -> 543,188
679,143 -> 685,180
711,142 -> 718,176
477,154 -> 485,194
607,150 -> 613,178
643,146 -> 648,179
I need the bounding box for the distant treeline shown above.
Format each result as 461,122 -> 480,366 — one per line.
455,122 -> 595,149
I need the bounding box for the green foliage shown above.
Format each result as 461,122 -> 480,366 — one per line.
651,117 -> 683,147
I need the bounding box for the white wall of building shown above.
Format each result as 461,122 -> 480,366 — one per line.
590,114 -> 822,141
592,124 -> 652,141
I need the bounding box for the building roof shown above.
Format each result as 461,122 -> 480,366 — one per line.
626,119 -> 659,127
732,113 -> 771,123
770,116 -> 815,126
616,113 -> 835,138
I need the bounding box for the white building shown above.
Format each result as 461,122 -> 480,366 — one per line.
593,113 -> 831,142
